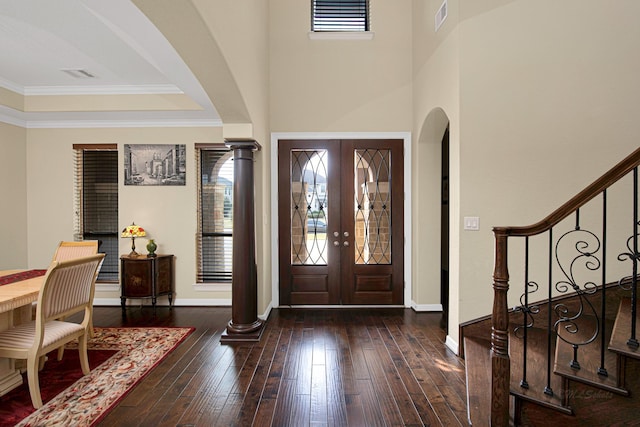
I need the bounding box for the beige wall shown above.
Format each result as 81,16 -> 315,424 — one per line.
25,127 -> 229,304
269,0 -> 413,132
3,0 -> 640,353
412,0 -> 461,322
0,123 -> 28,269
410,0 -> 640,348
130,0 -> 273,313
191,0 -> 272,313
457,0 -> 640,321
0,87 -> 23,112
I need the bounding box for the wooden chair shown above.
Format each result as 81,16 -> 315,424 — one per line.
52,240 -> 99,262
0,254 -> 104,408
51,240 -> 100,358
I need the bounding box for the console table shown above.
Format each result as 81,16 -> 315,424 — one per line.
120,254 -> 174,313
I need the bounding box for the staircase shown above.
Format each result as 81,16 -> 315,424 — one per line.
463,147 -> 640,426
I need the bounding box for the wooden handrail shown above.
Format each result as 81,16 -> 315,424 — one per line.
490,146 -> 640,426
495,146 -> 640,237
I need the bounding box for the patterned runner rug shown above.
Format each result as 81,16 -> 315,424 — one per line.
0,327 -> 193,427
0,270 -> 46,286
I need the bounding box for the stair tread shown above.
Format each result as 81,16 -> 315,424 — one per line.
609,297 -> 640,359
509,326 -> 571,414
463,336 -> 492,426
554,315 -> 628,395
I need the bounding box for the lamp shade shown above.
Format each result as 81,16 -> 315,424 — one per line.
121,223 -> 146,257
121,223 -> 146,238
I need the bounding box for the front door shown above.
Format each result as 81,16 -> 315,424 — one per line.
278,139 -> 404,305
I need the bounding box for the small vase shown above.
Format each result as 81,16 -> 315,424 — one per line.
146,239 -> 157,258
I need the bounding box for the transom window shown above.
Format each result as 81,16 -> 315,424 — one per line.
311,0 -> 370,32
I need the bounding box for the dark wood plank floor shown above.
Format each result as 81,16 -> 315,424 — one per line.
88,306 -> 467,427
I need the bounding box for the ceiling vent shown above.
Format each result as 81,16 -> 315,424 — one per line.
435,0 -> 447,32
61,69 -> 96,79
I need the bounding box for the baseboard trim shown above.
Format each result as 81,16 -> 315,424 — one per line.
411,303 -> 443,312
445,335 -> 459,355
93,298 -> 232,307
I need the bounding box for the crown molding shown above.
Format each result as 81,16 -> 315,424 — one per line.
0,112 -> 26,128
0,77 -> 24,95
25,118 -> 222,129
23,84 -> 184,96
0,78 -> 186,97
0,104 -> 223,129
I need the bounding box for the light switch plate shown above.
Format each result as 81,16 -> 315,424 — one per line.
464,216 -> 480,231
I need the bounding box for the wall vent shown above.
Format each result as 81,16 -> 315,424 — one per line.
435,0 -> 448,32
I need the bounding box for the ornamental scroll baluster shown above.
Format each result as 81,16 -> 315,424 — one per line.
552,222 -> 602,370
617,218 -> 640,350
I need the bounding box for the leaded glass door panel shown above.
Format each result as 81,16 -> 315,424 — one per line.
278,139 -> 404,305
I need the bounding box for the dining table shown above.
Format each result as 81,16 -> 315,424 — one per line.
0,269 -> 46,397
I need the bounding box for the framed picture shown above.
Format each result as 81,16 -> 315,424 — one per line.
124,144 -> 186,186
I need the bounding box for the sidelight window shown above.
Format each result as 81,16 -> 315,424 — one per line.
196,144 -> 234,282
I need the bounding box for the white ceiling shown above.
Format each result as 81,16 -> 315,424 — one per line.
0,0 -> 221,128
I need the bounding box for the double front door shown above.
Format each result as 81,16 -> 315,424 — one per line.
278,139 -> 404,305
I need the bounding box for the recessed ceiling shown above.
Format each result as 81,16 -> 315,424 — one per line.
0,0 -> 220,128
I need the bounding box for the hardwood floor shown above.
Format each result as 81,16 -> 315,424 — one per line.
87,306 -> 468,427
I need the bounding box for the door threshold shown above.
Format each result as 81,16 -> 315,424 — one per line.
280,305 -> 407,309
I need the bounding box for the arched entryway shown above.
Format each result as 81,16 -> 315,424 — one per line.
417,108 -> 451,330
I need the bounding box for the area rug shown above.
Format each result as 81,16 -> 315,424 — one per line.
0,327 -> 193,427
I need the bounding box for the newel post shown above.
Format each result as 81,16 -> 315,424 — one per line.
491,228 -> 510,426
220,139 -> 265,343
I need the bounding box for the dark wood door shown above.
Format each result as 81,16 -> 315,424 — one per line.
278,139 -> 404,305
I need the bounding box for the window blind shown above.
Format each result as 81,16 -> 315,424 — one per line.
73,144 -> 119,282
312,0 -> 370,32
196,145 -> 234,282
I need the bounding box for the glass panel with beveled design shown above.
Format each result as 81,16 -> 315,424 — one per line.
291,150 -> 328,265
354,149 -> 391,265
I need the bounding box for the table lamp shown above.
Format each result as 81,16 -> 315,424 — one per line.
121,222 -> 146,257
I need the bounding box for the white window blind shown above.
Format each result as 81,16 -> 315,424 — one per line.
312,0 -> 370,32
196,144 -> 234,282
73,144 -> 119,282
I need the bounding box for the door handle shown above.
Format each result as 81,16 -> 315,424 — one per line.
333,231 -> 340,237
343,241 -> 349,247
333,241 -> 340,246
343,231 -> 349,237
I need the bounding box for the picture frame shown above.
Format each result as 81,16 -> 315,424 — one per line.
124,144 -> 186,186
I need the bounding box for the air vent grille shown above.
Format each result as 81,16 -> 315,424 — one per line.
435,0 -> 447,32
61,69 -> 96,79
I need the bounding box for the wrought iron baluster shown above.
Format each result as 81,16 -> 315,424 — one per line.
570,208 -> 582,371
545,228 -> 554,396
599,190 -> 608,376
631,168 -> 639,349
552,209 -> 601,372
521,237 -> 530,389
